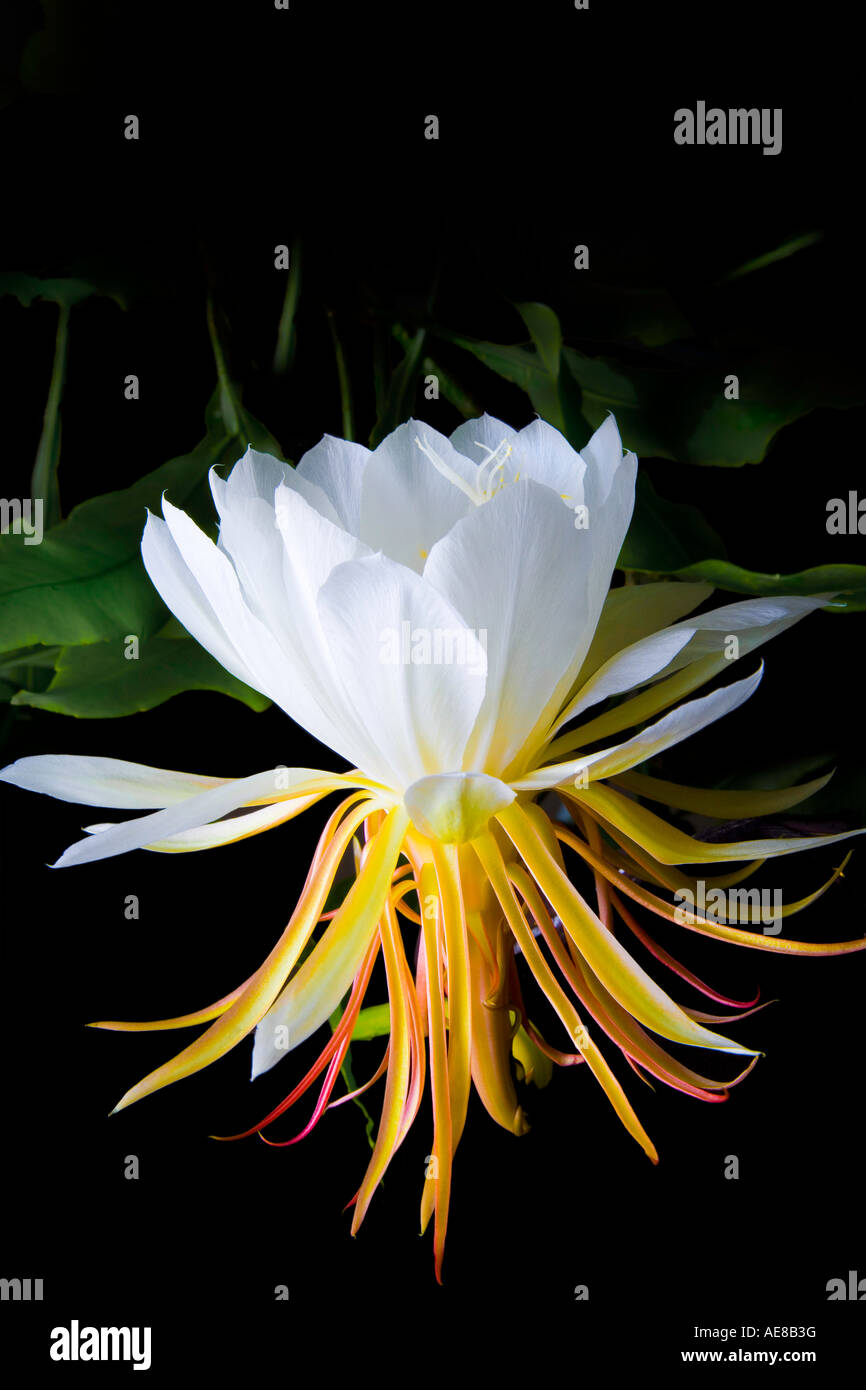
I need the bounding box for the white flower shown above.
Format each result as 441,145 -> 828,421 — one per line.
3,412 -> 863,1280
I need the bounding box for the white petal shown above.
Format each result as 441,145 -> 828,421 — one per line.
211,446 -> 338,523
158,499 -> 281,697
509,417 -> 587,502
452,415 -> 588,505
552,595 -> 831,744
660,595 -> 833,674
423,478 -> 594,776
252,804 -> 409,1077
0,755 -> 226,807
82,793 -> 323,852
358,420 -> 476,571
449,413 -> 517,462
210,447 -> 288,509
580,663 -> 764,781
51,767 -> 342,868
579,582 -> 714,680
296,435 -> 370,535
581,413 -> 630,504
271,484 -> 391,773
579,417 -> 638,630
153,499 -> 353,758
553,627 -> 700,731
251,923 -> 366,1076
316,553 -> 487,791
141,509 -> 264,695
515,665 -> 764,791
209,481 -> 373,765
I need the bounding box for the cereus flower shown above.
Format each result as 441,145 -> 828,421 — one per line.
3,413 -> 864,1278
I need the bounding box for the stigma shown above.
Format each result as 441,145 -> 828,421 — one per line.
415,434 -> 516,507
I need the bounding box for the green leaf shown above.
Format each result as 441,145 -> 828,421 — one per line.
0,392 -> 262,650
515,301 -> 562,378
0,271 -> 125,311
434,315 -> 861,467
513,302 -> 590,444
0,645 -> 61,674
333,1041 -> 376,1150
432,328 -> 546,400
620,482 -> 866,606
203,387 -> 285,460
205,301 -> 285,456
30,301 -> 70,531
350,1003 -> 391,1041
1,273 -> 125,533
390,325 -> 482,419
0,644 -> 60,702
369,326 -> 427,447
632,558 -> 866,609
720,231 -> 823,283
563,281 -> 696,348
327,309 -> 355,441
10,637 -> 270,717
273,239 -> 301,375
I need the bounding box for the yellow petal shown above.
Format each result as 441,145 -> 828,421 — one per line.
350,896 -> 413,1232
611,768 -> 833,819
496,803 -> 759,1056
110,799 -> 397,1112
577,782 -> 864,865
417,861 -> 452,1282
474,829 -> 660,1162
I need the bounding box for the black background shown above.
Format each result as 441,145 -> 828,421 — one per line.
1,0 -> 864,1377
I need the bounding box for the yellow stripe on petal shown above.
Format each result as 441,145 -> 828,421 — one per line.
89,975 -> 253,1031
433,841 -> 473,1152
545,653 -> 725,760
134,794 -> 326,852
466,927 -> 526,1133
596,832 -> 766,893
474,829 -> 659,1162
511,859 -> 757,1097
109,797 -> 391,1113
496,803 -> 759,1056
566,938 -> 759,1097
418,860 -> 452,1282
351,896 -> 413,1232
590,819 -> 851,927
256,808 -> 410,1057
577,782 -> 865,865
611,769 -> 834,819
556,815 -> 865,957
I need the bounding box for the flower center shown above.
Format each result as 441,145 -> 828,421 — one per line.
403,771 -> 516,844
415,435 -> 518,507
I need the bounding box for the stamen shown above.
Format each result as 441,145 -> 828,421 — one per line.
414,433 -> 516,509
415,435 -> 481,504
474,439 -> 514,499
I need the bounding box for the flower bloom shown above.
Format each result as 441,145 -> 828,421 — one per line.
3,413 -> 864,1279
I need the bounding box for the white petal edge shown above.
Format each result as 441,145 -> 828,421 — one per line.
513,664 -> 764,791
50,767 -> 353,868
0,755 -> 227,808
82,793 -> 325,852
